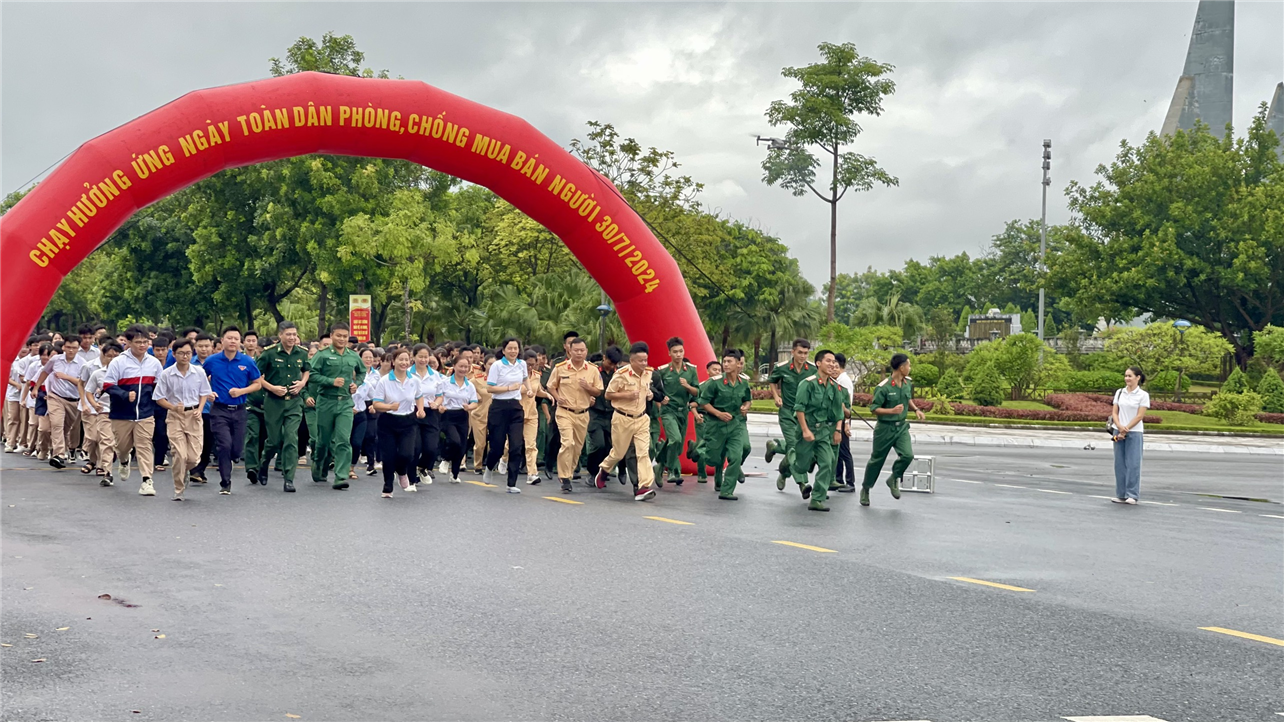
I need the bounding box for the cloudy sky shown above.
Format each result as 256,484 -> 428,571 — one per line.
3,2 -> 1281,290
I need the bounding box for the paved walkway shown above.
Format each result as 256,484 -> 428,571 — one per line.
745,413 -> 1283,455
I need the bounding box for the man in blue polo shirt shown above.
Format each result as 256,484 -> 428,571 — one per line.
201,326 -> 262,495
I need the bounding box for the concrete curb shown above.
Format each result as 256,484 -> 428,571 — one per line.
743,417 -> 1283,456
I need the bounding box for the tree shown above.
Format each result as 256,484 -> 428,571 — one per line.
1058,106 -> 1283,366
1222,366 -> 1250,395
1256,368 -> 1284,413
1105,323 -> 1231,382
969,362 -> 1005,407
1254,325 -> 1284,368
938,368 -> 965,400
851,291 -> 925,340
993,333 -> 1054,399
761,41 -> 899,323
817,323 -> 902,383
825,267 -> 893,325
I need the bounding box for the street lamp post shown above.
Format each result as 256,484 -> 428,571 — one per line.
596,291 -> 613,354
1037,139 -> 1051,364
1173,318 -> 1192,402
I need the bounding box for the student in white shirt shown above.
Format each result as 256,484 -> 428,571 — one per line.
411,344 -> 445,486
34,340 -> 88,469
440,355 -> 479,483
153,339 -> 216,500
1110,367 -> 1150,505
80,343 -> 122,481
484,338 -> 528,491
348,347 -> 379,480
22,343 -> 53,457
4,337 -> 37,453
369,348 -> 425,498
832,352 -> 858,491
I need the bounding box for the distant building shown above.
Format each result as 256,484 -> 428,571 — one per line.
967,309 -> 1022,340
1161,0 -> 1235,137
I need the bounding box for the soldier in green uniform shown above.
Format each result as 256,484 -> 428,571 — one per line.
306,322 -> 366,489
687,360 -> 722,483
654,337 -> 700,486
793,349 -> 847,511
862,353 -> 925,507
766,339 -> 816,493
257,321 -> 311,492
241,330 -> 266,484
696,349 -> 752,501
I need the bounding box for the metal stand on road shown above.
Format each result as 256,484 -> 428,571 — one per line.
902,455 -> 935,493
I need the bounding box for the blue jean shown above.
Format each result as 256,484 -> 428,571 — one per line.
1113,431 -> 1143,500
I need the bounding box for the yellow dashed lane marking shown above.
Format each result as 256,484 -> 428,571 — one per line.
644,516 -> 693,525
772,540 -> 836,553
543,496 -> 582,505
1199,626 -> 1284,647
949,577 -> 1035,592
464,480 -> 496,488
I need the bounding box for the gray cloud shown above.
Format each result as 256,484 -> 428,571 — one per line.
3,2 -> 1281,290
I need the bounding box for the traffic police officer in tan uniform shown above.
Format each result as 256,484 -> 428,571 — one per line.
547,337 -> 602,494
593,342 -> 657,502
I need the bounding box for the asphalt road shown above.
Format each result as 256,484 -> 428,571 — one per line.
2,433 -> 1281,722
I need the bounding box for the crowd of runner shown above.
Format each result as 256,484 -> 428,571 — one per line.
4,323 -> 921,511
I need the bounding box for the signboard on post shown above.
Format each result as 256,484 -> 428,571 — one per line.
349,295 -> 372,343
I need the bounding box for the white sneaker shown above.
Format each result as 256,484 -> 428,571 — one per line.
525,474 -> 539,485
438,460 -> 449,474
4,444 -> 14,453
507,486 -> 521,494
497,459 -> 508,474
375,461 -> 383,470
417,468 -> 429,484
138,479 -> 156,496
450,475 -> 460,484
406,484 -> 418,493
14,446 -> 28,455
119,461 -> 132,482
483,469 -> 494,485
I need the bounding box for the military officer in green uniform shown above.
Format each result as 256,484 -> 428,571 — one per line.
242,330 -> 266,484
793,349 -> 847,511
687,360 -> 721,483
766,339 -> 816,493
696,349 -> 753,501
306,322 -> 366,489
862,353 -> 925,507
256,321 -> 310,492
654,337 -> 700,485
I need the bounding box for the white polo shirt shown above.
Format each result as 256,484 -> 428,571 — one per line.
441,374 -> 479,411
1114,386 -> 1151,433
24,359 -> 44,409
371,371 -> 423,415
154,364 -> 213,409
76,346 -> 101,365
487,357 -> 527,401
6,355 -> 27,402
78,358 -> 103,413
82,365 -> 112,415
413,366 -> 445,405
43,354 -> 87,400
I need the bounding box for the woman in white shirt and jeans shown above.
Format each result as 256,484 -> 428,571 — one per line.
1110,367 -> 1150,505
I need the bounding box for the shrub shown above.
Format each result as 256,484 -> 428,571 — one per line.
1081,352 -> 1129,374
1256,412 -> 1284,425
1222,367 -> 1250,395
1149,370 -> 1191,393
938,368 -> 965,400
750,388 -> 775,401
1047,392 -> 1199,415
1256,369 -> 1284,414
1063,370 -> 1124,392
1204,391 -> 1263,426
912,362 -> 940,387
970,363 -> 1005,407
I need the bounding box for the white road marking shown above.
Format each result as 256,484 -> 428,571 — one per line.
1036,489 -> 1072,495
1261,514 -> 1284,520
1089,495 -> 1118,500
1140,500 -> 1178,506
947,479 -> 984,484
1064,717 -> 1171,722
993,483 -> 1027,489
1198,507 -> 1241,514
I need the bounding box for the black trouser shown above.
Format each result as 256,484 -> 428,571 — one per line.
192,413 -> 214,477
485,399 -> 524,487
153,407 -> 169,467
416,410 -> 441,473
350,409 -> 367,469
209,404 -> 247,488
363,410 -> 379,467
837,421 -> 855,485
441,409 -> 469,478
378,413 -> 417,494
543,407 -> 561,476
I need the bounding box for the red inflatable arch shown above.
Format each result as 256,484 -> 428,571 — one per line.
0,72 -> 714,388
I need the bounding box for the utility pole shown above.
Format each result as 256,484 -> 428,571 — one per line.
1038,139 -> 1051,364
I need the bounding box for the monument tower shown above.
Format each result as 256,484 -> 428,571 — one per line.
1161,0 -> 1235,136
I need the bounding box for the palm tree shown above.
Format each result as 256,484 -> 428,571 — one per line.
852,291 -> 926,340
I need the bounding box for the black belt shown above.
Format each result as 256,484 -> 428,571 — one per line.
213,402 -> 245,410
614,410 -> 646,419
563,407 -> 588,414
55,394 -> 79,402
182,405 -> 200,411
